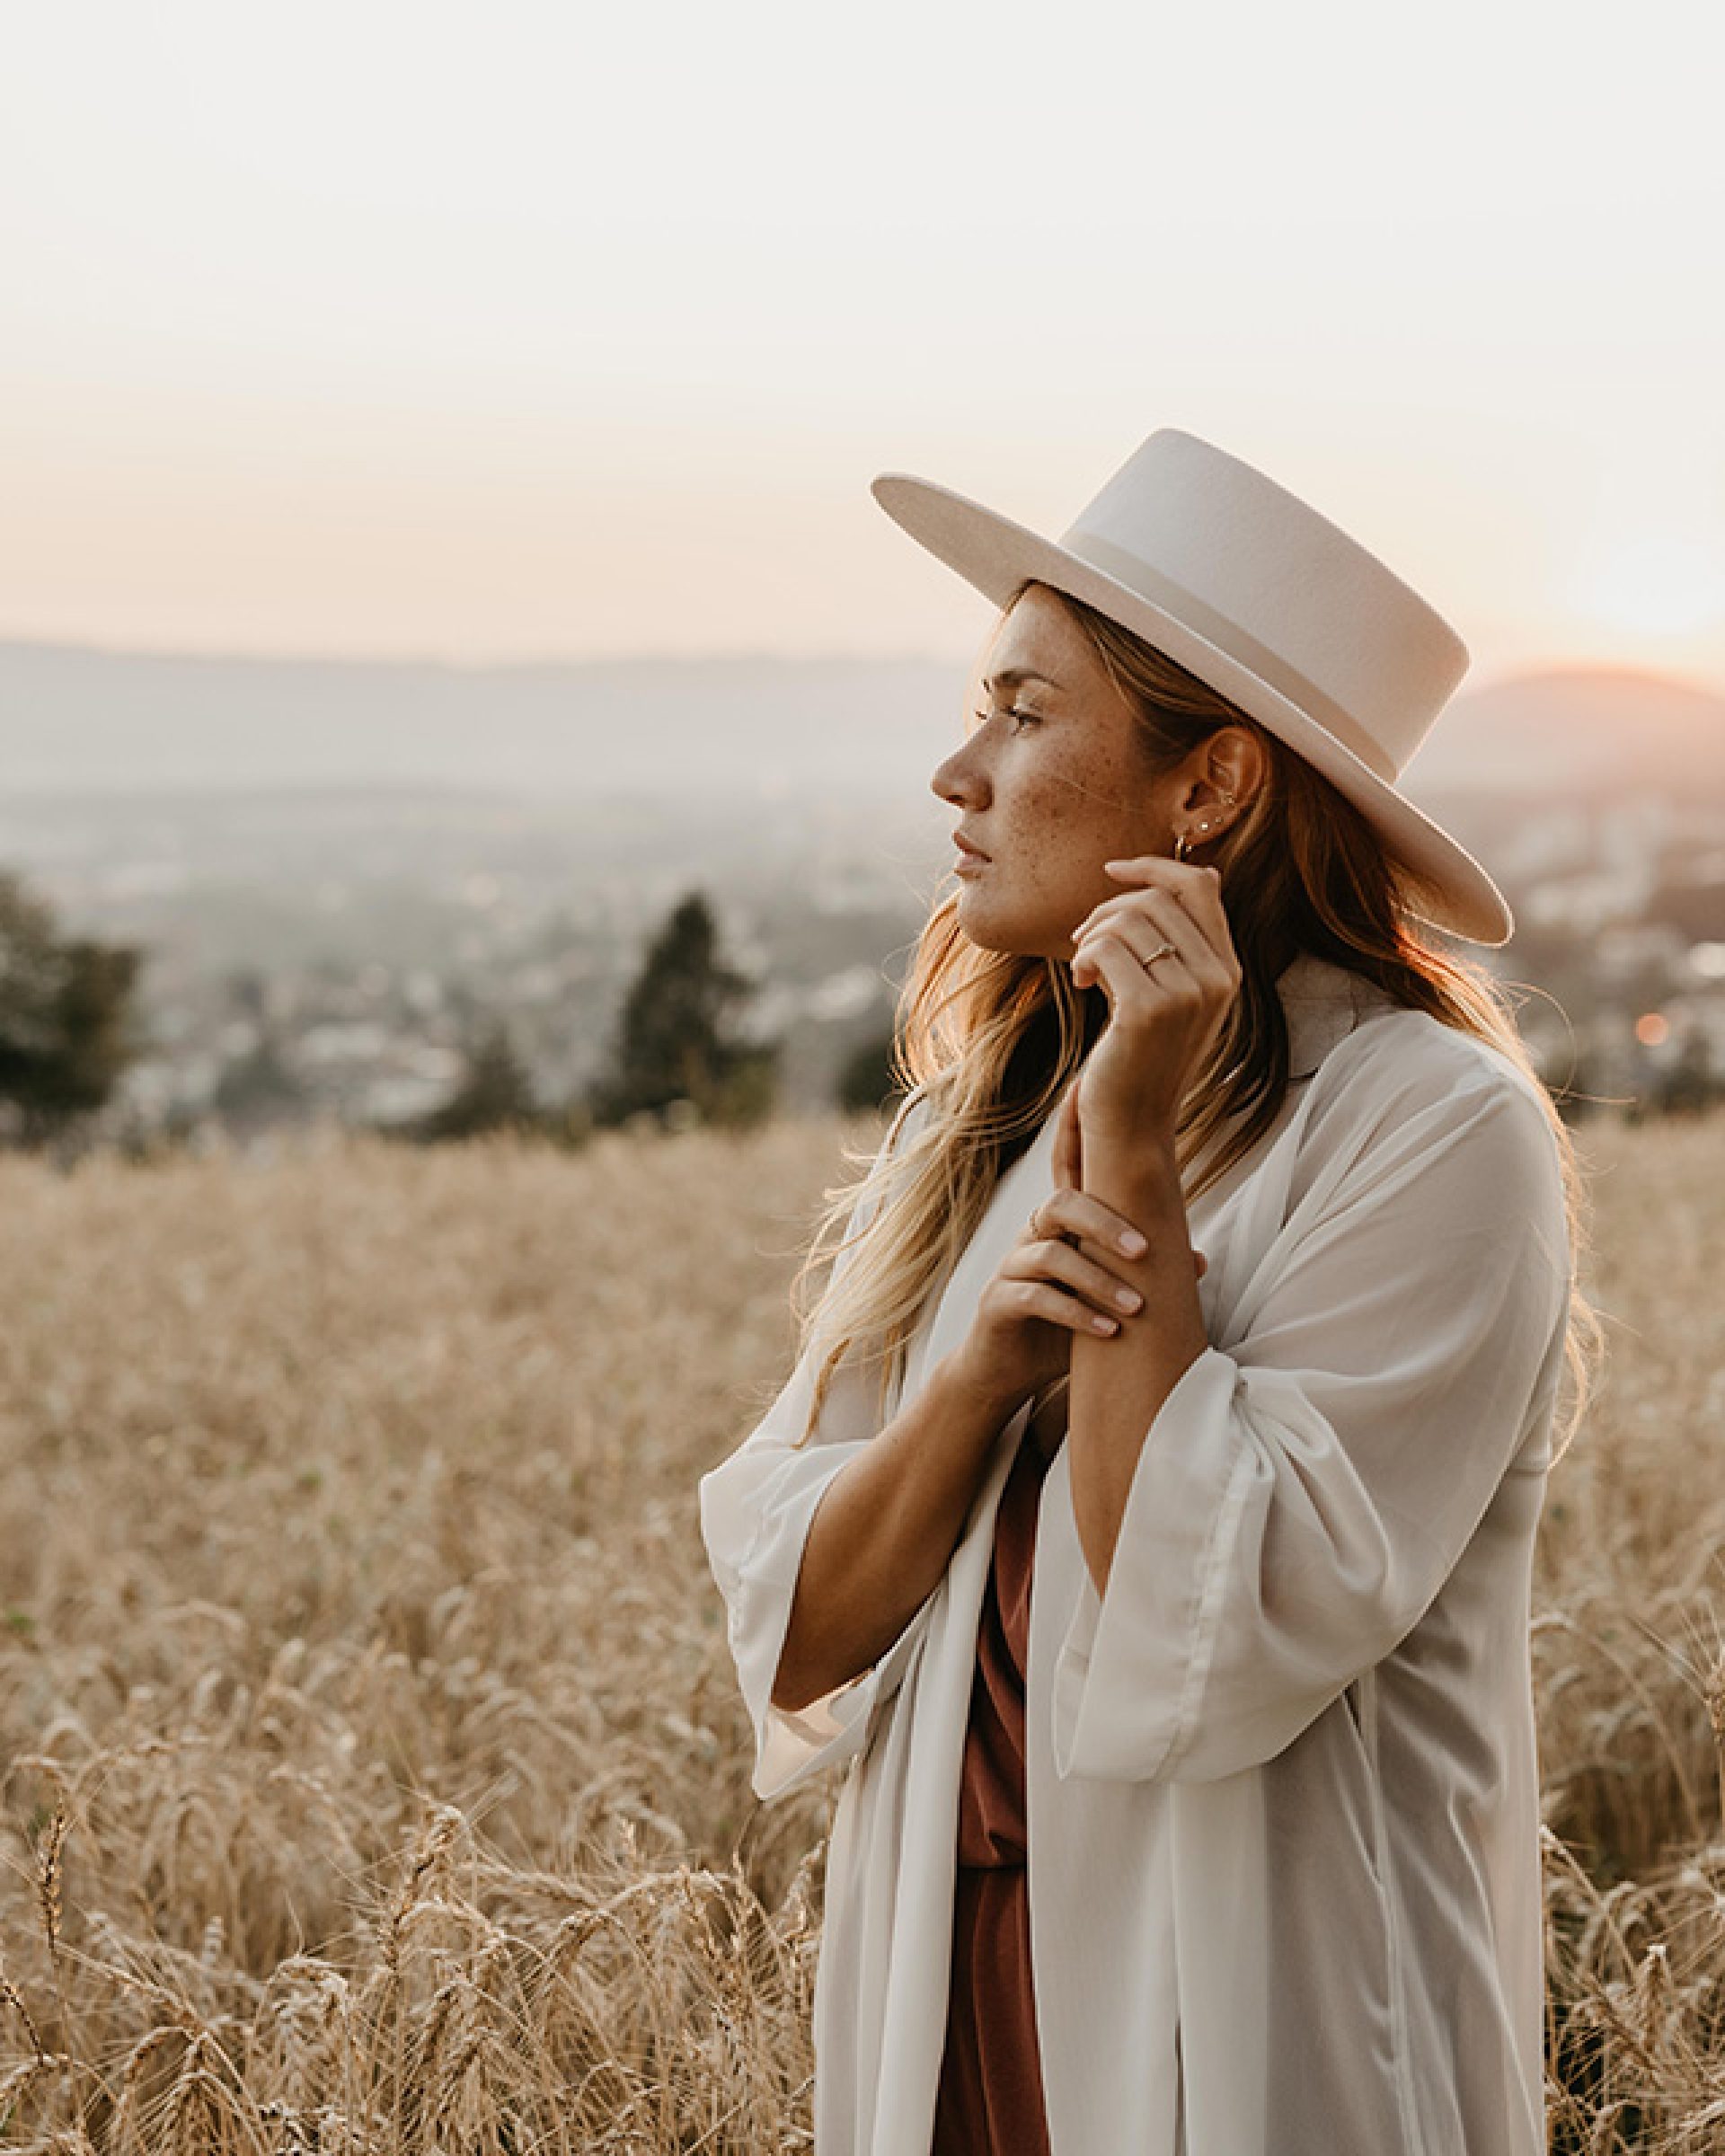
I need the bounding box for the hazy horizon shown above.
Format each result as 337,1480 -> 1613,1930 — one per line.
3,639 -> 1722,805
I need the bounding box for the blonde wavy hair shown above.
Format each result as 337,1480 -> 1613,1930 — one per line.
787,579 -> 1603,1464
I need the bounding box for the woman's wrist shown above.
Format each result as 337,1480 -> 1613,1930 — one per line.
933,1340 -> 1031,1427
1066,1119 -> 1208,1595
1078,1122 -> 1190,1279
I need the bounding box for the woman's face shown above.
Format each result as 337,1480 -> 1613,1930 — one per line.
929,585 -> 1193,965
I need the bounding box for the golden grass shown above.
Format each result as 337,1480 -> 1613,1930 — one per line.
0,1107 -> 1718,2151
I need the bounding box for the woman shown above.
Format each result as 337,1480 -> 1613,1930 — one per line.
698,426 -> 1599,2156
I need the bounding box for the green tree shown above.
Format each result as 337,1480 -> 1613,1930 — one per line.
213,1035 -> 306,1132
836,1028 -> 904,1115
415,1019 -> 540,1143
588,890 -> 779,1132
0,871 -> 143,1146
1657,1027 -> 1719,1118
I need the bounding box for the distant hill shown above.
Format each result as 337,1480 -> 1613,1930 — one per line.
0,642 -> 960,800
1402,665 -> 1725,802
1,640 -> 1720,809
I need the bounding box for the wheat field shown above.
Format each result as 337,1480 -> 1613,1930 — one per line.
0,1107 -> 1720,2152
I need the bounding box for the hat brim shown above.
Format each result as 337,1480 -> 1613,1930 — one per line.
871,471 -> 1513,948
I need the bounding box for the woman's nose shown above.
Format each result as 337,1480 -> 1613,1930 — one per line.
931,739 -> 986,808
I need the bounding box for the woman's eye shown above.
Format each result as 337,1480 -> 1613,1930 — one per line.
972,705 -> 1039,732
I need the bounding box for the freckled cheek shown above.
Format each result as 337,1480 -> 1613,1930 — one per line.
1019,776 -> 1086,828
1000,780 -> 1108,906
1030,770 -> 1124,845
1007,785 -> 1067,857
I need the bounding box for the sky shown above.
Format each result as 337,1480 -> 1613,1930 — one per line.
1,0 -> 1721,685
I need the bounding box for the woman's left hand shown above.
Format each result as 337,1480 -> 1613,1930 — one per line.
1068,857 -> 1243,1144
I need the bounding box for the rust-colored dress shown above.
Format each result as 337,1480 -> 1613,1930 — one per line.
931,1397 -> 1063,2156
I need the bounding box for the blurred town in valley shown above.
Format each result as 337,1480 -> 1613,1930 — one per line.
1,641 -> 1721,1153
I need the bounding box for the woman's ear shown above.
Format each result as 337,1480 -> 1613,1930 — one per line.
1200,726 -> 1265,825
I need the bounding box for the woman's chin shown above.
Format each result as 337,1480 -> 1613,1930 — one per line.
954,908 -> 1007,955
953,888 -> 1040,959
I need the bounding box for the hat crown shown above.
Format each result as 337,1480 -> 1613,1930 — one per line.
1058,429 -> 1470,783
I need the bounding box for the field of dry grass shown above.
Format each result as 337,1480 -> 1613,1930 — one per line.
0,1105 -> 1720,2152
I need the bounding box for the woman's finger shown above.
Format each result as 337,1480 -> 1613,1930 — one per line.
991,1268 -> 1119,1335
1003,1233 -> 1142,1325
1100,857 -> 1236,974
1071,924 -> 1168,1003
1080,886 -> 1219,989
1039,1185 -> 1149,1258
1053,1081 -> 1084,1194
1101,866 -> 1222,960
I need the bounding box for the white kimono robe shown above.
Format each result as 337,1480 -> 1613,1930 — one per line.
698,951 -> 1574,2156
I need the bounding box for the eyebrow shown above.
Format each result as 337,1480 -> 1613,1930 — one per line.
980,667 -> 1062,693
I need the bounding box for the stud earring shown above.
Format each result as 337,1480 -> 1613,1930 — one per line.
1172,799 -> 1234,862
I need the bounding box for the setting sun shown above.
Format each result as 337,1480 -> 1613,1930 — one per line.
1572,531 -> 1725,641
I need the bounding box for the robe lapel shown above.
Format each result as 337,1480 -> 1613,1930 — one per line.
902,1112 -> 1065,1407
858,1126 -> 1066,2153
1007,956 -> 1383,2153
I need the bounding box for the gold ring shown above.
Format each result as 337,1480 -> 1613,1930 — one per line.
1141,941 -> 1178,971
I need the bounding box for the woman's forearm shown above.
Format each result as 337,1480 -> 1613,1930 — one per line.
770,1348 -> 1022,1715
1066,1127 -> 1209,1599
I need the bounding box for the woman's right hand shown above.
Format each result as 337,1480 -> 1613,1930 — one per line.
942,1082 -> 1208,1419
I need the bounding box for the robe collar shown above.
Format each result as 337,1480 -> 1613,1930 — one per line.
1003,951 -> 1390,1197
1274,949 -> 1393,1079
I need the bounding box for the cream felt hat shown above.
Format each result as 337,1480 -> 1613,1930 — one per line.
871,426 -> 1511,946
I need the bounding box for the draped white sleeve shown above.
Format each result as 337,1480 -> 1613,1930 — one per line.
698,1091 -> 936,1802
1051,1041 -> 1573,1787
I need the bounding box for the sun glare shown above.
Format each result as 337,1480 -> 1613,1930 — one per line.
1570,531 -> 1725,641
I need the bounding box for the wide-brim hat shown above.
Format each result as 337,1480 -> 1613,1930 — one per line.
871,426 -> 1511,946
